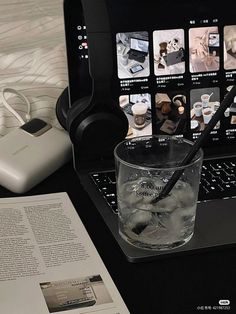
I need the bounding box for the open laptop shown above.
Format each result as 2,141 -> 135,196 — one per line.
127,37 -> 149,63
163,48 -> 185,66
63,0 -> 236,262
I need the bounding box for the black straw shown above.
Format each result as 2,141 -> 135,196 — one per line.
152,85 -> 236,204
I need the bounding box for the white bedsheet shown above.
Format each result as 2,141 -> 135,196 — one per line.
0,0 -> 67,136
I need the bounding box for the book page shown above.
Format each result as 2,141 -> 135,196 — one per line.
0,192 -> 130,314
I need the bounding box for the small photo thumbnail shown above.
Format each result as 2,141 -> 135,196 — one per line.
224,25 -> 236,70
155,91 -> 187,135
190,87 -> 220,132
119,93 -> 152,138
116,31 -> 150,79
189,26 -> 220,73
153,28 -> 185,76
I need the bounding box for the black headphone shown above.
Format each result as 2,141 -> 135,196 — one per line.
56,0 -> 128,157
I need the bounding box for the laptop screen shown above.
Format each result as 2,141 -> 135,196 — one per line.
64,0 -> 236,155
130,37 -> 149,53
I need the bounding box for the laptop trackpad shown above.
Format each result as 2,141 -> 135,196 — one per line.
116,198 -> 236,262
192,198 -> 236,248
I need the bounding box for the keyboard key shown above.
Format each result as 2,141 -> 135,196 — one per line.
91,156 -> 236,212
107,171 -> 116,184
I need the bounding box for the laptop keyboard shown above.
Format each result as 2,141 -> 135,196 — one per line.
90,157 -> 236,214
91,171 -> 118,213
198,158 -> 236,201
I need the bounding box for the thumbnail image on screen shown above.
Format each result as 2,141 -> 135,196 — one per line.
224,25 -> 236,70
190,87 -> 220,132
189,26 -> 220,73
153,28 -> 185,76
155,91 -> 187,135
119,93 -> 152,138
116,31 -> 150,79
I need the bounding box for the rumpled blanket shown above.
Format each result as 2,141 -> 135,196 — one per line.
0,0 -> 68,136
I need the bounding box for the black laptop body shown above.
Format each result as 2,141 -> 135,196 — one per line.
63,0 -> 236,262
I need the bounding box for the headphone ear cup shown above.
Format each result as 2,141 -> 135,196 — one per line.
66,96 -> 91,143
67,97 -> 128,154
174,99 -> 182,107
55,87 -> 70,130
172,94 -> 186,107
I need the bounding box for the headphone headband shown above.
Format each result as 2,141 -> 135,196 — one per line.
81,0 -> 110,33
56,0 -> 133,161
81,0 -> 113,85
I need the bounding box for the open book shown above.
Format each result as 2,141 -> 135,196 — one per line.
0,192 -> 130,314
